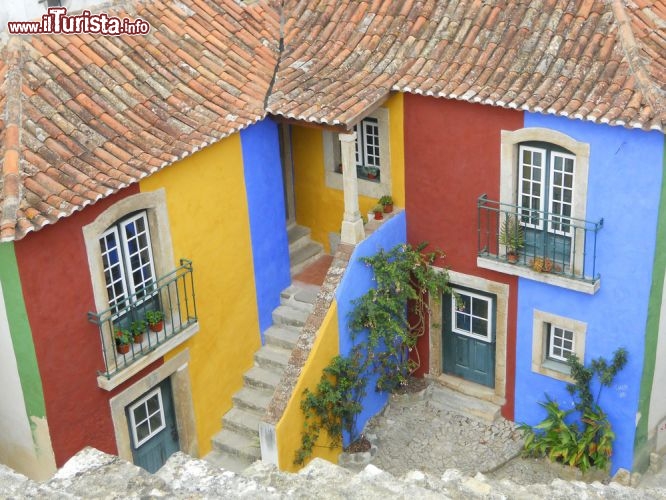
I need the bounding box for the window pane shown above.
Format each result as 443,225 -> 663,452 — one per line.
472,317 -> 487,336
455,312 -> 470,332
472,297 -> 488,319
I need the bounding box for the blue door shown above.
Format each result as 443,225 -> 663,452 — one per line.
442,288 -> 496,388
126,378 -> 179,473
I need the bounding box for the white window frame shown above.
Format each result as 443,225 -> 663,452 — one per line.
451,288 -> 493,343
548,151 -> 576,236
128,387 -> 166,448
323,107 -> 391,199
547,324 -> 575,362
532,309 -> 586,382
100,212 -> 158,316
518,145 -> 546,230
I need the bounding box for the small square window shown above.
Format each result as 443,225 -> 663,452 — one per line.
532,310 -> 586,382
547,324 -> 575,362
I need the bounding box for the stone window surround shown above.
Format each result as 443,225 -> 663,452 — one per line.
478,127 -> 597,294
323,107 -> 392,199
531,309 -> 587,383
83,189 -> 198,390
109,349 -> 198,463
429,269 -> 509,406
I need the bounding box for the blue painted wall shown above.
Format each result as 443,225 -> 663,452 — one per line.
335,212 -> 407,444
241,119 -> 291,338
514,113 -> 665,473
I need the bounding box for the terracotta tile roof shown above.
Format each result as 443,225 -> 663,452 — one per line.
1,0 -> 664,241
268,0 -> 665,131
0,0 -> 279,241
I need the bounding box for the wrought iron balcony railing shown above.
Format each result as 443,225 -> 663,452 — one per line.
477,196 -> 603,283
88,259 -> 197,380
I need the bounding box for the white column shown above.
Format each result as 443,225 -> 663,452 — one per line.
339,132 -> 365,244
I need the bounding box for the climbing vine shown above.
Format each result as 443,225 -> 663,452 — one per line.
348,242 -> 452,391
295,242 -> 452,464
519,348 -> 628,472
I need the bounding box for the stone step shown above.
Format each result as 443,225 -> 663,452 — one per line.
222,407 -> 262,439
427,384 -> 501,423
232,386 -> 273,414
211,428 -> 261,463
255,345 -> 291,371
264,325 -> 300,350
288,224 -> 311,253
280,283 -> 319,312
272,305 -> 309,327
204,449 -> 254,474
243,366 -> 282,391
290,241 -> 324,276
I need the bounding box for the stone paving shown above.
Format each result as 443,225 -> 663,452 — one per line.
345,380 -> 666,490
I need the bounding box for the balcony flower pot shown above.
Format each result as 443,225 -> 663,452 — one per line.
373,204 -> 384,221
130,320 -> 146,343
379,195 -> 393,213
114,328 -> 131,354
145,310 -> 164,333
506,251 -> 520,264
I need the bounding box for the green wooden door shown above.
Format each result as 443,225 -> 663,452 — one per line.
126,378 -> 179,473
442,288 -> 496,388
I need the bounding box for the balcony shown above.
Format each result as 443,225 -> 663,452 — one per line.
88,259 -> 198,390
476,196 -> 603,294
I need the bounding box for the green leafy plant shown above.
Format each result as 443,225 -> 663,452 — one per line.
294,353 -> 366,465
348,242 -> 452,392
295,242 -> 451,465
499,215 -> 525,255
519,348 -> 627,472
130,320 -> 146,335
372,204 -> 384,214
379,195 -> 393,206
145,310 -> 164,325
114,328 -> 132,346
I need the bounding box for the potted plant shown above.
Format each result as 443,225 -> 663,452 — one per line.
130,320 -> 146,343
373,204 -> 384,220
499,216 -> 524,263
145,310 -> 164,332
379,195 -> 393,213
114,328 -> 132,354
365,167 -> 379,180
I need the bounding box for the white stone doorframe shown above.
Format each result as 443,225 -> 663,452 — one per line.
339,132 -> 365,244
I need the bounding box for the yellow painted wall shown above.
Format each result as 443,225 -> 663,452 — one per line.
140,136 -> 260,457
292,93 -> 405,252
276,300 -> 341,471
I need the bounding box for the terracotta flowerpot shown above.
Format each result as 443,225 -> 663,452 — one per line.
506,252 -> 519,264
383,203 -> 393,213
149,320 -> 163,333
374,211 -> 383,221
133,333 -> 144,344
116,343 -> 130,355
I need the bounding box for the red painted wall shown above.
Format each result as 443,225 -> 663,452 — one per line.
404,94 -> 523,419
14,185 -> 163,466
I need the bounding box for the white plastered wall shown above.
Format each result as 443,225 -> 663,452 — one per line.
0,282 -> 56,480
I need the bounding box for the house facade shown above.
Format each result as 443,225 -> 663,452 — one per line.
1,0 -> 664,480
404,94 -> 665,472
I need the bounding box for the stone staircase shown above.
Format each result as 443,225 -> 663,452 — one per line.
288,223 -> 324,276
205,283 -> 318,473
427,384 -> 502,422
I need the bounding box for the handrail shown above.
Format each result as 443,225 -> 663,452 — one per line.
87,259 -> 197,379
477,196 -> 603,282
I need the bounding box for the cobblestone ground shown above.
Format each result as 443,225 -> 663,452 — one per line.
349,385 -> 666,488
362,395 -> 527,479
